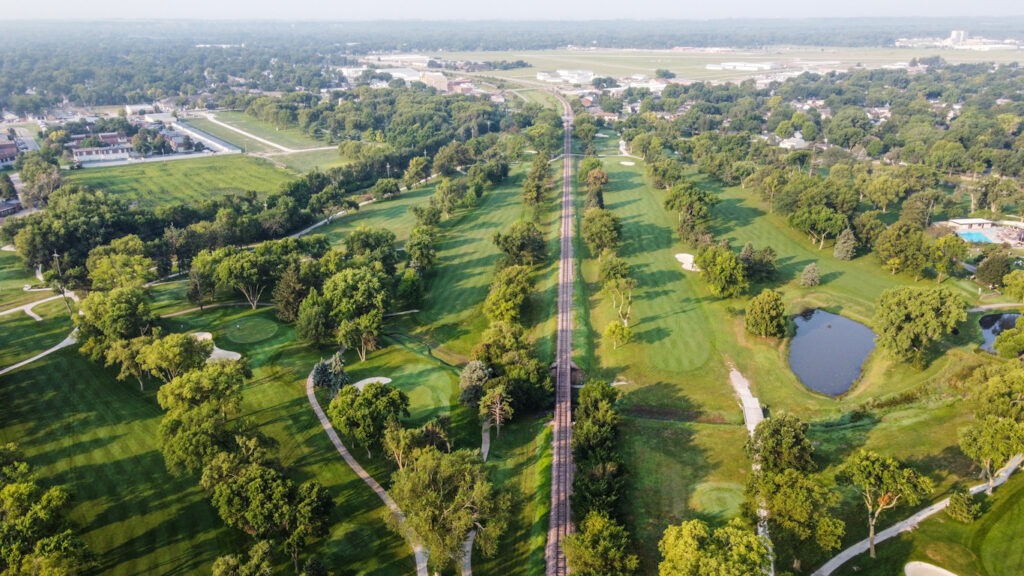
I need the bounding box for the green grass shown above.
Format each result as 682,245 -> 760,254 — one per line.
0,299 -> 74,369
211,111 -> 326,151
834,472 -> 1024,576
318,184 -> 438,247
0,349 -> 234,575
475,417 -> 552,576
179,118 -> 276,154
66,155 -> 293,208
0,249 -> 48,310
273,149 -> 351,173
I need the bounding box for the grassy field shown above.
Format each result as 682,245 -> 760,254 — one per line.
834,472 -> 1024,576
577,148 -> 999,573
272,149 -> 351,173
180,117 -> 277,154
0,299 -> 73,369
447,47 -> 1024,85
0,249 -> 47,310
318,183 -> 439,247
211,111 -> 326,151
66,155 -> 293,208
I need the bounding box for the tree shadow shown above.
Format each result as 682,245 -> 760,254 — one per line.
807,411 -> 880,470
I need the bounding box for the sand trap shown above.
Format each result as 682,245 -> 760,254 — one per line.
352,376 -> 393,391
191,332 -> 242,362
595,133 -> 610,138
905,562 -> 959,576
620,161 -> 635,166
1,245 -> 15,252
675,253 -> 700,272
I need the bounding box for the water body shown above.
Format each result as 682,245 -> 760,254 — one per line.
979,313 -> 1020,353
790,309 -> 876,396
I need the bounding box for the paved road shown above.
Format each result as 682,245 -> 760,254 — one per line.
546,92 -> 575,576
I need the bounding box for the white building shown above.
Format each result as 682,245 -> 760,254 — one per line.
125,104 -> 155,116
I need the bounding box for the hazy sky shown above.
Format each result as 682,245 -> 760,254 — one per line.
7,0 -> 1024,20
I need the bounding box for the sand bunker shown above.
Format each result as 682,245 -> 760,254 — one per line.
675,253 -> 700,272
191,332 -> 242,362
595,133 -> 610,138
620,161 -> 636,166
905,562 -> 958,576
352,376 -> 393,391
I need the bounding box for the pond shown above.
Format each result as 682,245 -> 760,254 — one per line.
790,309 -> 876,396
979,313 -> 1020,353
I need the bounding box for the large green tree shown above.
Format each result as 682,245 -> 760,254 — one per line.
745,289 -> 786,338
493,221 -> 546,266
581,208 -> 621,256
695,243 -> 748,298
139,333 -> 214,384
390,448 -> 512,572
327,382 -> 410,457
657,518 -> 770,576
959,416 -> 1024,495
841,450 -> 934,558
563,511 -> 639,576
872,286 -> 967,365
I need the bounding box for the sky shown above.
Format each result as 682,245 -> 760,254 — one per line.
7,0 -> 1024,20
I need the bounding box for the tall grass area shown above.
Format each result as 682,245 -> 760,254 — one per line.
66,155 -> 293,208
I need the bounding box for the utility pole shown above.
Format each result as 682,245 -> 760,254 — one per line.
52,250 -> 73,317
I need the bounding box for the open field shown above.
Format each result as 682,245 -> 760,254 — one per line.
180,117 -> 277,154
210,111 -> 326,151
66,155 -> 293,208
447,46 -> 1024,84
272,149 -> 351,173
0,299 -> 73,369
0,250 -> 47,309
317,183 -> 438,247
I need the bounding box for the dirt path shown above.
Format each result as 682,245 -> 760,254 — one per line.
304,371 -> 429,576
812,454 -> 1023,575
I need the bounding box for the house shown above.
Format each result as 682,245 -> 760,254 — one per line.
125,104 -> 155,116
0,139 -> 18,167
948,218 -> 994,230
67,132 -> 132,163
779,131 -> 810,150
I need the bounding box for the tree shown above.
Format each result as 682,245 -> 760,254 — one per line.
139,333 -> 213,383
479,385 -> 514,437
310,352 -> 349,394
212,541 -> 273,576
563,511 -> 639,576
875,222 -> 928,279
383,421 -> 423,472
1002,269 -> 1024,301
327,382 -> 409,457
483,265 -> 534,324
581,208 -> 620,256
0,173 -> 16,201
391,449 -> 512,572
104,335 -> 153,391
931,235 -> 967,284
745,289 -> 786,338
76,287 -> 155,360
695,244 -> 748,298
406,225 -> 438,271
873,286 -> 967,365
203,456 -> 294,539
493,221 -> 546,266
273,263 -> 308,323
603,276 -> 637,327
404,156 -> 431,189
296,289 -> 332,346
800,262 -> 821,287
789,206 -> 847,250
459,360 -> 490,409
187,253 -> 218,311
336,310 -> 382,362
604,320 -> 633,350
945,484 -> 982,523
654,68 -> 676,79
977,252 -> 1012,288
658,518 -> 771,576
841,450 -> 934,558
994,325 -> 1024,359
283,481 -> 334,572
959,416 -> 1024,495
322,266 -> 389,326
215,248 -> 277,309
86,234 -> 156,290
833,228 -> 857,260
370,177 -> 401,201
746,414 -> 815,475
752,468 -> 845,570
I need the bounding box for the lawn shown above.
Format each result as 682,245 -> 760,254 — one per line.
317,183 -> 439,247
211,111 -> 326,151
0,249 -> 48,310
273,149 -> 351,173
0,298 -> 74,369
833,472 -> 1024,576
179,117 -> 276,154
66,155 -> 293,208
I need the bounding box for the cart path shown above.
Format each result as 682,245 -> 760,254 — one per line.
0,331 -> 78,376
304,370 -> 429,575
812,454 -> 1023,575
0,292 -> 78,322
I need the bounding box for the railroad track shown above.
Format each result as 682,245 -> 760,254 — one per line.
545,93 -> 575,576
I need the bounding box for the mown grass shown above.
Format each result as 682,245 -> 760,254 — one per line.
0,299 -> 74,369
0,349 -> 234,575
273,149 -> 351,173
212,111 -> 326,151
0,249 -> 47,310
179,117 -> 277,154
318,183 -> 439,247
66,155 -> 293,208
834,472 -> 1024,576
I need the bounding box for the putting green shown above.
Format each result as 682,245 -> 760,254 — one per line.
224,316 -> 279,344
689,481 -> 745,518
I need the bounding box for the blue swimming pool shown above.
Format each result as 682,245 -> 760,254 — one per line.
957,231 -> 994,243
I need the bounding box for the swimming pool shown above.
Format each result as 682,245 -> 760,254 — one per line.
957,231 -> 994,243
